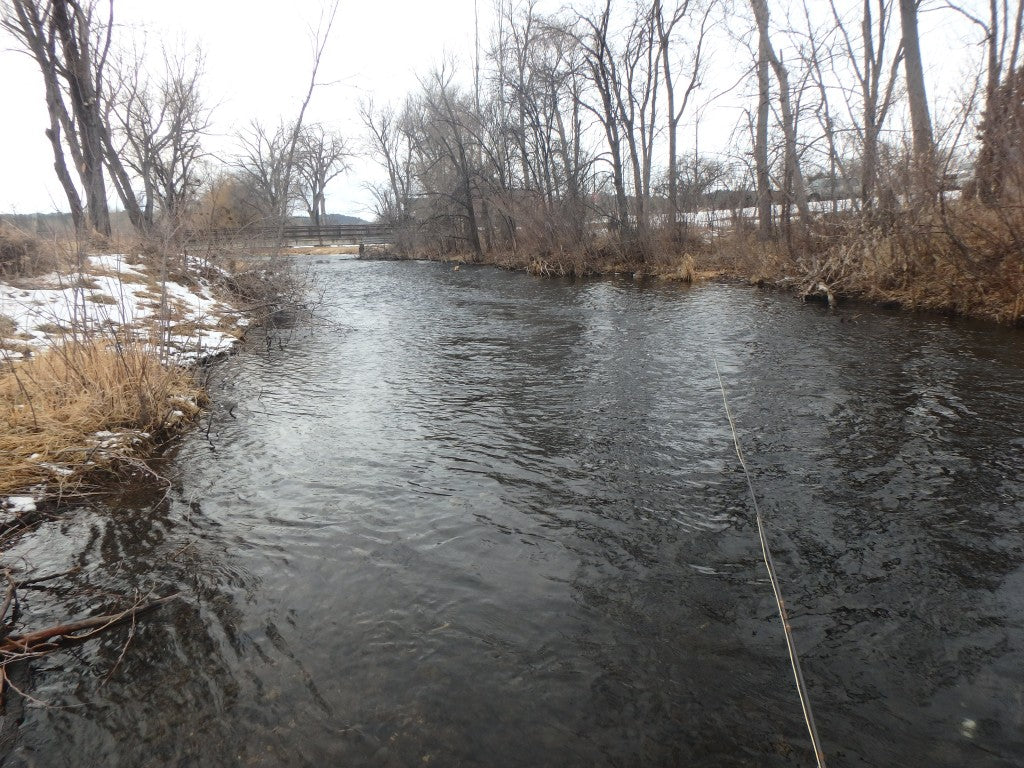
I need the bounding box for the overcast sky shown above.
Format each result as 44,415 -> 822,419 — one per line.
0,0 -> 502,217
0,0 -> 988,218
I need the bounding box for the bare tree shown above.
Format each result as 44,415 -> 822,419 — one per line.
750,0 -> 810,225
227,1 -> 339,231
795,5 -> 846,213
3,0 -> 121,234
233,120 -> 297,225
108,45 -> 211,229
574,1 -> 632,234
655,0 -> 714,228
947,0 -> 1024,202
420,66 -> 485,259
753,6 -> 774,237
360,99 -> 415,226
825,0 -> 904,208
490,5 -> 594,249
618,1 -> 662,239
294,123 -> 349,234
272,0 -> 339,239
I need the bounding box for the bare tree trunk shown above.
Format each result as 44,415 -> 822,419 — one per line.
457,141 -> 484,260
4,0 -> 122,235
750,0 -> 809,226
36,27 -> 86,228
657,0 -> 710,234
754,31 -> 773,238
45,124 -> 86,231
971,0 -> 1024,204
275,1 -> 339,241
50,0 -> 112,235
576,2 -> 631,234
775,58 -> 810,222
899,0 -> 934,168
825,0 -> 903,214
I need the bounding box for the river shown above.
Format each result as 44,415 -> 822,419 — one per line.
4,257 -> 1024,767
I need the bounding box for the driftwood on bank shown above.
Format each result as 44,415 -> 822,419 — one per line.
802,280 -> 837,307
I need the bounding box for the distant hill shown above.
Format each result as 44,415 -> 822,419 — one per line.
289,214 -> 368,226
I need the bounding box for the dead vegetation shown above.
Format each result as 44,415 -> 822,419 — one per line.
382,194 -> 1023,327
748,196 -> 1024,324
0,340 -> 205,499
401,223 -> 730,285
0,232 -> 304,507
0,228 -> 274,505
0,224 -> 61,278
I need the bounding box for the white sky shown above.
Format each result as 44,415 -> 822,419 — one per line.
0,0 -> 497,218
0,0 -> 990,218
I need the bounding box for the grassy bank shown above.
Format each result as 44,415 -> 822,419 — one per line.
379,198 -> 1024,326
689,198 -> 1020,326
377,232 -> 729,284
0,226 -> 258,510
0,341 -> 204,498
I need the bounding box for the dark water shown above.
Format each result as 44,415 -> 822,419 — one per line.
4,258 -> 1024,767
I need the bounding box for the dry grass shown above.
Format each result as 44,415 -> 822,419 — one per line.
656,253 -> 698,283
378,236 -> 732,285
0,231 -> 271,502
0,340 -> 205,497
705,230 -> 792,284
775,199 -> 1024,324
87,293 -> 119,306
0,224 -> 61,277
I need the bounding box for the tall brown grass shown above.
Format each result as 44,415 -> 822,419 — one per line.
0,223 -> 62,277
399,223 -> 728,284
784,198 -> 1024,324
0,341 -> 204,497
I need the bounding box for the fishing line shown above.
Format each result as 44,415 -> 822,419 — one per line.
713,354 -> 827,768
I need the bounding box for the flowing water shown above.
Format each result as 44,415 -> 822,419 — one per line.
4,257 -> 1024,767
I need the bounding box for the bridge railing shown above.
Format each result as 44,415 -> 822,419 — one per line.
184,223 -> 394,243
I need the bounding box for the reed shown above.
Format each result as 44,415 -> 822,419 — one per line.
0,223 -> 62,278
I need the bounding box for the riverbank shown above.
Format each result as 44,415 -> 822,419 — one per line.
372,199 -> 1024,326
0,245 -> 250,516
741,201 -> 1024,326
364,243 -> 730,284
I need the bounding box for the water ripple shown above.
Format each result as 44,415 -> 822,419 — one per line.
7,258 -> 1024,767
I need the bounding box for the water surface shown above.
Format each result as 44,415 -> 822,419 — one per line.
5,258 -> 1024,767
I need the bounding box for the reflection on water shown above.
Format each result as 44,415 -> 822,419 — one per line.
3,258 -> 1024,767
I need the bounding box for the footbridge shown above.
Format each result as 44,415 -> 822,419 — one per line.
187,223 -> 393,246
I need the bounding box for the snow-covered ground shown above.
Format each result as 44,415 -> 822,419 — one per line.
0,253 -> 248,365
1,253 -> 250,513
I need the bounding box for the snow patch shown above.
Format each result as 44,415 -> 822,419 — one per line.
0,253 -> 247,364
2,496 -> 37,514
